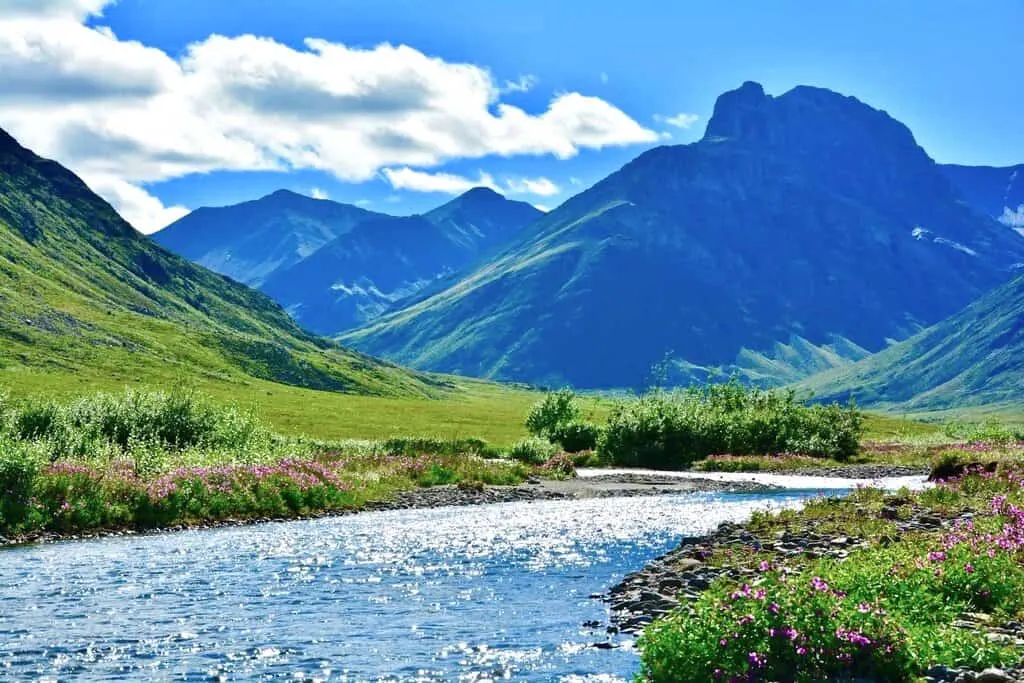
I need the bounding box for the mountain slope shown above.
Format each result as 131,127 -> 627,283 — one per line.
260,187 -> 542,335
343,82 -> 1024,389
941,163 -> 1024,235
153,190 -> 387,286
798,272 -> 1024,410
0,127 -> 439,397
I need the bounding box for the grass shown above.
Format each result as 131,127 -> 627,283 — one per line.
638,464 -> 1024,682
1,370 -> 597,445
0,388 -> 576,539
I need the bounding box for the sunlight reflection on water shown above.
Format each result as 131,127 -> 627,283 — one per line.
0,490 -> 845,681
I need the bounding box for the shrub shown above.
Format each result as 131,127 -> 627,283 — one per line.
2,389 -> 270,462
383,437 -> 497,458
525,389 -> 581,441
551,421 -> 601,453
598,382 -> 862,469
506,437 -> 558,465
0,438 -> 44,530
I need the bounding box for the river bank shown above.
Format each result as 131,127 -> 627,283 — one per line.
617,464 -> 1024,682
0,469 -> 779,548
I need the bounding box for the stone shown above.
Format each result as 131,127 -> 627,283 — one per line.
975,669 -> 1012,683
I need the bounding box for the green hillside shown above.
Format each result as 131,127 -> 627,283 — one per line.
798,271 -> 1024,411
0,127 -> 442,401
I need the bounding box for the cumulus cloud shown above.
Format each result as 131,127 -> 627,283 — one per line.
0,1 -> 655,233
654,112 -> 700,129
310,187 -> 330,200
383,167 -> 560,197
0,0 -> 113,20
82,174 -> 188,233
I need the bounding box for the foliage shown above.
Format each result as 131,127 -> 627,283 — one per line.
383,436 -> 498,459
0,389 -> 270,463
598,382 -> 862,469
525,389 -> 582,441
0,388 -> 542,538
506,437 -> 558,465
639,466 -> 1024,682
551,420 -> 601,453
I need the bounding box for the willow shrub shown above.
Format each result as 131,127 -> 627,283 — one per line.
598,382 -> 861,469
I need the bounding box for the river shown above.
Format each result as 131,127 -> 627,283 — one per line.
0,475 -> 921,681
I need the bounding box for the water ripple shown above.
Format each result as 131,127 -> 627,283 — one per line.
0,490 -> 832,680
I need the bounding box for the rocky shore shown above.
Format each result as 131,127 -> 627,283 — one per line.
0,471 -> 773,549
604,493 -> 1024,682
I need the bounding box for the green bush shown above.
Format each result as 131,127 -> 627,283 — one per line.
2,389 -> 270,462
943,419 -> 1020,443
0,438 -> 44,530
525,389 -> 581,441
506,437 -> 558,465
383,437 -> 497,458
598,382 -> 862,469
551,421 -> 601,453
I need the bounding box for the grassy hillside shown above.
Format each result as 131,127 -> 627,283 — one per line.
0,126 -> 445,403
798,272 -> 1024,411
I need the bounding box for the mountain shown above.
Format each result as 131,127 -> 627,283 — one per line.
0,127 -> 438,397
259,187 -> 542,335
941,163 -> 1024,235
342,82 -> 1024,389
799,272 -> 1024,410
152,190 -> 387,286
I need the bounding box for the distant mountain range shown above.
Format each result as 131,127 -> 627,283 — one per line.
0,127 -> 437,397
341,82 -> 1024,389
800,270 -> 1024,411
260,187 -> 542,335
153,190 -> 386,286
154,187 -> 541,335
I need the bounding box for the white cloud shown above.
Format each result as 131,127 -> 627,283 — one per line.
654,112 -> 700,129
0,0 -> 113,20
503,176 -> 559,196
1000,205 -> 1024,228
383,167 -> 560,197
569,176 -> 583,185
83,174 -> 188,233
0,4 -> 656,232
532,203 -> 551,212
310,187 -> 329,200
383,168 -> 498,195
501,74 -> 537,94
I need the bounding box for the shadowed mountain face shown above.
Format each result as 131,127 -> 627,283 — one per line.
0,127 -> 437,397
259,188 -> 543,335
153,190 -> 387,286
342,82 -> 1024,389
800,271 -> 1024,411
941,163 -> 1024,235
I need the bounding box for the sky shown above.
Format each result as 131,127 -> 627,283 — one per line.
0,0 -> 1022,233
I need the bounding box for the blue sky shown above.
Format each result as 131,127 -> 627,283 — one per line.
1,0 -> 1022,232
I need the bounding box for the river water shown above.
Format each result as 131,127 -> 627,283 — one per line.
0,478 -> 910,681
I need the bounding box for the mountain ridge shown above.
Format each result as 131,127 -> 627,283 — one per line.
0,126 -> 439,398
342,82 -> 1024,389
153,190 -> 388,286
259,187 -> 542,335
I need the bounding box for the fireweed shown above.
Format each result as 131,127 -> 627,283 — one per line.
638,467 -> 1024,682
0,451 -> 533,535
